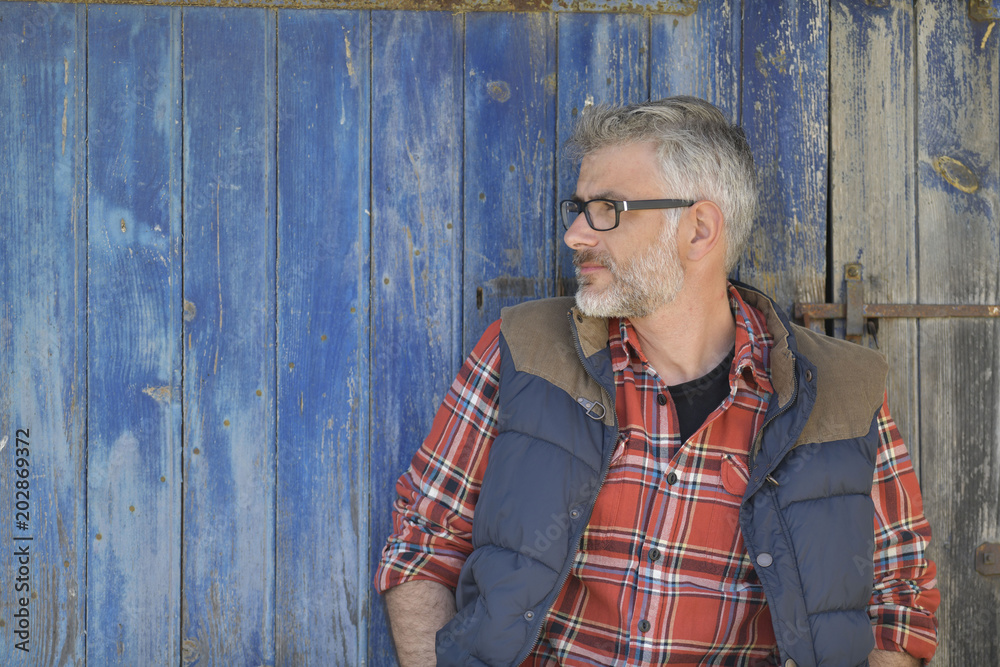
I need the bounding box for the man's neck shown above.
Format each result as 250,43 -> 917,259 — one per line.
628,279 -> 737,386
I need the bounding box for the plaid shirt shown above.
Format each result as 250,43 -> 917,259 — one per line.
376,286 -> 939,665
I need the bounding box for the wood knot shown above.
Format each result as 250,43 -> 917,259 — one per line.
487,80 -> 511,103
932,156 -> 979,193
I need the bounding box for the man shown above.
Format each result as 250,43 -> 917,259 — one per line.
376,97 -> 939,666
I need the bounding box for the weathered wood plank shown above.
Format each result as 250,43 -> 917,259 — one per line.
555,12 -> 649,295
181,9 -> 276,665
369,10 -> 464,662
649,0 -> 740,117
40,0 -> 700,12
739,0 -> 828,312
85,6 -> 183,664
829,2 -> 919,464
463,11 -> 556,354
275,9 -> 370,665
916,2 -> 1000,663
0,3 -> 87,664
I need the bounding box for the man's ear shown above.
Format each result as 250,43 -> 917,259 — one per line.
680,200 -> 725,263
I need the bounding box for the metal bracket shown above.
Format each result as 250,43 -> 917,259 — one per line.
845,263 -> 865,342
576,396 -> 606,421
976,543 -> 1000,576
795,263 -> 1000,342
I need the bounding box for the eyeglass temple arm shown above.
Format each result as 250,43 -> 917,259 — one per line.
620,199 -> 696,212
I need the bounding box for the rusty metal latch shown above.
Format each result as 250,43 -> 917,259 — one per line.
976,543 -> 1000,576
795,263 -> 1000,343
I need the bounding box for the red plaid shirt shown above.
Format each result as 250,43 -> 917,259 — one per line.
376,286 -> 939,665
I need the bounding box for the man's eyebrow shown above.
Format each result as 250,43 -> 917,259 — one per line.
570,190 -> 629,201
592,190 -> 629,201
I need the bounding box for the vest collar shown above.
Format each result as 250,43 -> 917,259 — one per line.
569,306 -> 611,360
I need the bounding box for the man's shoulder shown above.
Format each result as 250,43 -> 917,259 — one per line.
790,322 -> 889,447
498,296 -> 577,358
500,296 -> 577,326
495,297 -> 611,424
790,321 -> 888,382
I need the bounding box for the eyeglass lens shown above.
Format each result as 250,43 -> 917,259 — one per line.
561,200 -> 617,231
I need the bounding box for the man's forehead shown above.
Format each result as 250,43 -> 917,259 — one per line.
575,142 -> 662,198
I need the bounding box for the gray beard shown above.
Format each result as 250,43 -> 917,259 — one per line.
573,225 -> 684,319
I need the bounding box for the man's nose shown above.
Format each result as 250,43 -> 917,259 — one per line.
563,211 -> 598,250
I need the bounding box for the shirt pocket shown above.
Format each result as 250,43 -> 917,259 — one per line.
721,452 -> 751,497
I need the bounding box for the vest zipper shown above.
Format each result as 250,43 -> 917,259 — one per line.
745,363 -> 802,666
513,314 -> 620,666
749,359 -> 798,475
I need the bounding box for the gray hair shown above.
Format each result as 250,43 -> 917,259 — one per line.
566,96 -> 757,273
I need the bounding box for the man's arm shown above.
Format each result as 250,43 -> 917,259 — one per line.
385,580 -> 457,667
868,649 -> 919,667
374,321 -> 504,661
868,394 -> 940,664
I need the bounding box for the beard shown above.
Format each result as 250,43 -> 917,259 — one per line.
573,222 -> 684,319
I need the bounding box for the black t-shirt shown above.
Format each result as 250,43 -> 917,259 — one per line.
667,348 -> 736,443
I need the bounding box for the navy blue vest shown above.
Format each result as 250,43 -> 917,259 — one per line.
437,286 -> 886,667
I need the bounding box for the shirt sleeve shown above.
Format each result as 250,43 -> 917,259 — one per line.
374,320 -> 503,594
868,393 -> 940,663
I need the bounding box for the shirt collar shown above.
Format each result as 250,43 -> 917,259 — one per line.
607,283 -> 774,394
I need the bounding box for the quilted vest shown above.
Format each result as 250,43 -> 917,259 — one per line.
436,285 -> 887,667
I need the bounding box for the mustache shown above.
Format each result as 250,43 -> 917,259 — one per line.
573,249 -> 611,269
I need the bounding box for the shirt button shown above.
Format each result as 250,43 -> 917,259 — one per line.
648,547 -> 661,562
657,393 -> 667,406
638,619 -> 651,633
666,471 -> 678,485
524,610 -> 534,620
756,552 -> 773,567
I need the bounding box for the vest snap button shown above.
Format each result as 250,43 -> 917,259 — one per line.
524,610 -> 534,620
666,471 -> 678,485
784,660 -> 797,667
570,508 -> 580,519
756,552 -> 773,567
805,369 -> 813,382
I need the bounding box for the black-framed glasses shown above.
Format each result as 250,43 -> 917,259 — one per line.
560,198 -> 696,231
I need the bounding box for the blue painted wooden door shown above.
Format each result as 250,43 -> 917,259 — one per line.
1,1 -> 997,664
